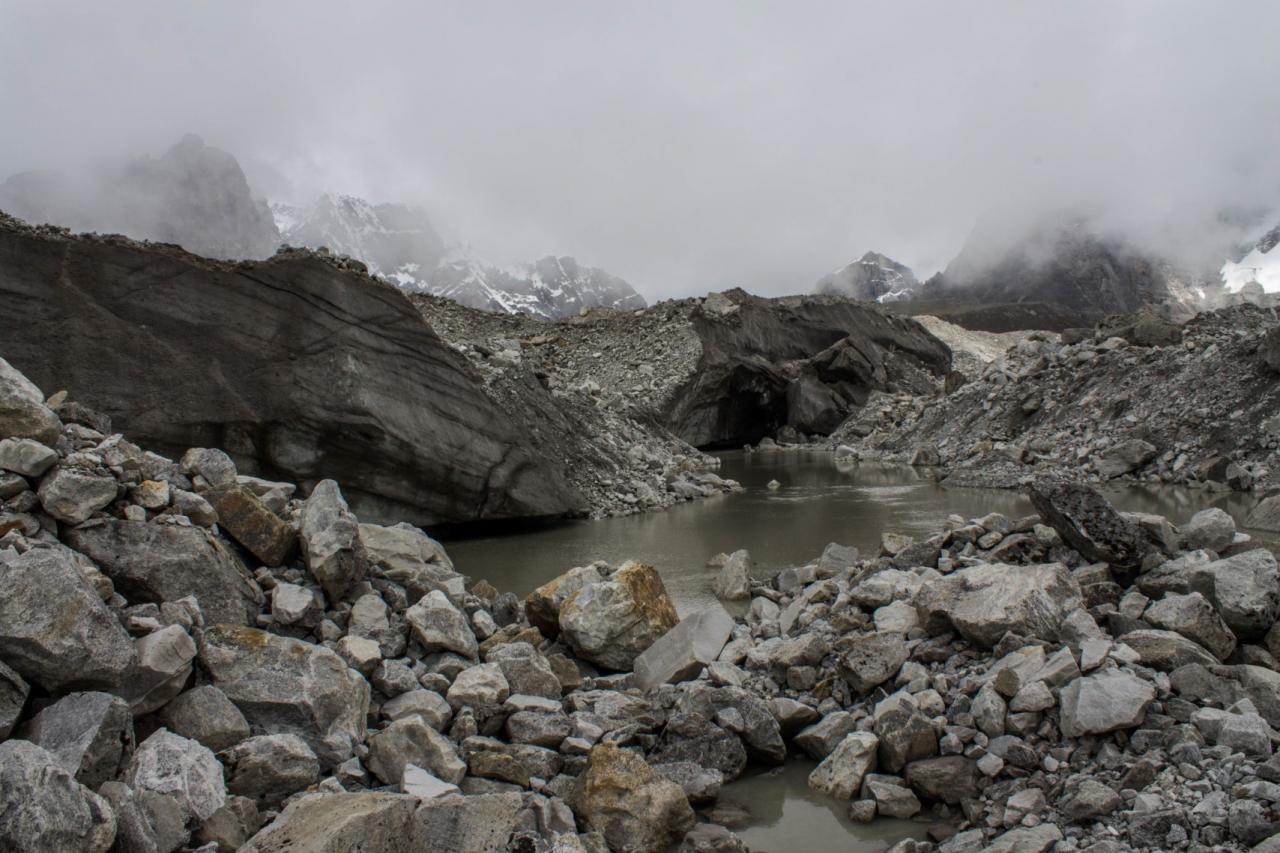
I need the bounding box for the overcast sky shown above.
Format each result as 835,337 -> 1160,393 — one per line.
2,1 -> 1279,299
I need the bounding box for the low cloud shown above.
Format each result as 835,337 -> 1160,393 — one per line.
2,1 -> 1279,297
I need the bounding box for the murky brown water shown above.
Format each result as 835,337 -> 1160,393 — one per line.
442,450 -> 1259,616
439,450 -> 1262,848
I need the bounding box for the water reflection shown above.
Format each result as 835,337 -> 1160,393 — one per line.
727,761 -> 927,852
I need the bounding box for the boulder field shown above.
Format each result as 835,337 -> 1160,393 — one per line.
6,355 -> 1280,852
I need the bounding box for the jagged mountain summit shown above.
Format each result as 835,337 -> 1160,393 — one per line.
814,251 -> 919,302
270,194 -> 446,287
428,250 -> 646,318
274,193 -> 646,319
0,134 -> 279,260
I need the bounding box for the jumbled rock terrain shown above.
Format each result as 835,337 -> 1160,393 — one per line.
8,352 -> 1280,853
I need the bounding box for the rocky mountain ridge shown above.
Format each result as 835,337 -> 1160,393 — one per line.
273,193 -> 647,319
815,251 -> 920,303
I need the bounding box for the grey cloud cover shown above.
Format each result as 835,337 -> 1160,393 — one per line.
2,0 -> 1279,299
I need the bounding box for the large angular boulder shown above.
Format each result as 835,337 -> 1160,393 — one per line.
359,522 -> 458,600
1121,629 -> 1219,671
1246,495 -> 1280,533
159,684 -> 251,752
198,625 -> 370,768
366,716 -> 466,786
125,729 -> 227,828
808,732 -> 879,799
1144,592 -> 1236,660
0,436 -> 58,477
1028,480 -> 1150,570
37,466 -> 119,525
711,549 -> 752,601
1139,549 -> 1280,639
0,222 -> 582,526
838,632 -> 909,694
571,743 -> 695,853
405,590 -> 477,659
633,605 -> 734,690
0,547 -> 136,691
408,792 -> 529,851
65,519 -> 262,626
240,792 -> 419,853
903,756 -> 980,804
675,684 -> 787,764
0,740 -> 116,853
19,691 -> 134,789
223,734 -> 320,805
1094,439 -> 1158,478
559,562 -> 680,671
203,483 -> 296,566
0,355 -> 61,445
1058,669 -> 1155,737
524,565 -> 603,637
124,624 -> 198,714
914,562 -> 1082,648
299,479 -> 368,602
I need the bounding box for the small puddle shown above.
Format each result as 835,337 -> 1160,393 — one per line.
721,761 -> 933,852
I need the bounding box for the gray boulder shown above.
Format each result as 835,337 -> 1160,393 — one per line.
19,691 -> 134,789
1120,629 -> 1219,671
223,734 -> 320,805
1181,507 -> 1237,552
633,605 -> 734,690
366,716 -> 466,786
405,590 -> 477,659
159,684 -> 251,752
1095,439 -> 1158,478
486,643 -> 562,700
239,792 -> 419,853
299,479 -> 368,602
381,689 -> 452,730
559,562 -> 680,671
0,437 -> 57,476
360,522 -> 460,602
37,466 -> 118,525
1140,548 -> 1280,639
914,562 -> 1082,648
524,565 -> 603,637
65,519 -> 262,626
874,697 -> 938,773
126,729 -> 227,827
838,632 -> 909,694
1246,495 -> 1280,533
794,711 -> 858,760
0,356 -> 61,445
902,756 -> 979,805
1144,591 -> 1236,660
808,732 -> 879,799
711,549 -> 752,601
1059,778 -> 1122,821
1059,669 -> 1155,737
0,547 -> 136,691
445,662 -> 510,711
0,740 -> 116,853
199,624 -> 369,768
124,624 -> 198,714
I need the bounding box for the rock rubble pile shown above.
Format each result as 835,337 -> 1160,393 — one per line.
8,351 -> 1280,852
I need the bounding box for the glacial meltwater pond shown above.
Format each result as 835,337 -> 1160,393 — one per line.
440,450 -> 1263,851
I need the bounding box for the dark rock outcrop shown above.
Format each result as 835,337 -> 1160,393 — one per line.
0,214 -> 581,525
664,290 -> 950,446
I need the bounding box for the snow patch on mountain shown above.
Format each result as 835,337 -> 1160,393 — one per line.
814,251 -> 919,302
274,194 -> 645,319
1222,223 -> 1280,293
